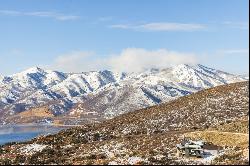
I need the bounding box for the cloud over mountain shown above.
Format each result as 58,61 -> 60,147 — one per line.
49,48 -> 199,73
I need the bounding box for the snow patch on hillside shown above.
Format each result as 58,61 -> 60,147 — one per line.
20,144 -> 48,155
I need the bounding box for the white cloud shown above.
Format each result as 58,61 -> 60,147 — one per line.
222,21 -> 249,30
48,51 -> 102,72
110,22 -> 206,31
0,10 -> 79,21
98,16 -> 113,22
218,49 -> 249,55
48,48 -> 199,73
107,48 -> 198,72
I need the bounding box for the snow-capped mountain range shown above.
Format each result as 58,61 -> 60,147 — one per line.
0,64 -> 247,124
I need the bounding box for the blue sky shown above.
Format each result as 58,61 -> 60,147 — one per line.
0,0 -> 249,75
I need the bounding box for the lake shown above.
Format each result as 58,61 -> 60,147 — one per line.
0,124 -> 70,145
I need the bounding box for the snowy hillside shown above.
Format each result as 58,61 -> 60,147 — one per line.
0,64 -> 247,124
1,81 -> 248,165
69,64 -> 247,120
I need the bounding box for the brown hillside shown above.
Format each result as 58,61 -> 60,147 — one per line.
31,81 -> 249,145
4,106 -> 54,124
0,81 -> 248,165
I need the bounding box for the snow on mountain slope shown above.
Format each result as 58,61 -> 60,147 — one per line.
0,67 -> 70,117
0,68 -> 126,122
0,64 -> 247,124
68,64 -> 247,121
50,70 -> 126,100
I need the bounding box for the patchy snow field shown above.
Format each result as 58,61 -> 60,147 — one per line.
20,143 -> 47,155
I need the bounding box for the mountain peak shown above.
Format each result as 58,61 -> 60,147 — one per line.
21,66 -> 46,74
172,63 -> 217,72
172,63 -> 195,70
0,63 -> 247,125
